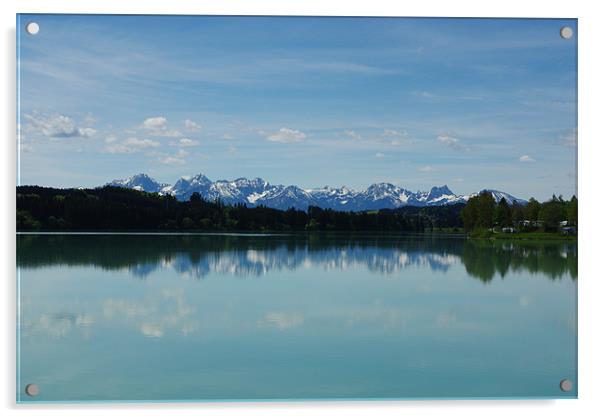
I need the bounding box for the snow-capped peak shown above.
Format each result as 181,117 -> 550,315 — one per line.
107,173 -> 168,193
106,173 -> 527,211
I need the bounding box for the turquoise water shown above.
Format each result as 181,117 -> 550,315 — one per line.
16,234 -> 577,402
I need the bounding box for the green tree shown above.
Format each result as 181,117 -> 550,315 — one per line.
181,217 -> 196,229
461,197 -> 479,231
567,196 -> 578,226
495,197 -> 513,227
477,192 -> 496,228
17,210 -> 41,231
511,201 -> 524,225
539,200 -> 566,231
525,198 -> 541,222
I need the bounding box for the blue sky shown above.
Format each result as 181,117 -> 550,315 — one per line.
17,15 -> 577,200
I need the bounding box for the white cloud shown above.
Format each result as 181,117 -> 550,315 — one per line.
266,127 -> 307,143
184,119 -> 202,132
222,133 -> 233,140
140,116 -> 182,137
104,137 -> 160,154
419,165 -> 433,172
437,133 -> 459,146
176,149 -> 189,157
84,114 -> 96,126
156,149 -> 189,165
105,134 -> 118,143
123,137 -> 160,148
344,130 -> 362,140
170,138 -> 199,147
382,129 -> 409,146
104,143 -> 134,154
519,155 -> 536,163
437,133 -> 470,151
78,127 -> 97,137
550,128 -> 577,148
158,156 -> 186,165
25,112 -> 96,138
375,152 -> 385,158
383,129 -> 407,137
141,116 -> 167,130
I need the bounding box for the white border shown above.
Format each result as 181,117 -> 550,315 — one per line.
2,1 -> 601,417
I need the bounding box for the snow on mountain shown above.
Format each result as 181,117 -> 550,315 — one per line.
478,189 -> 527,205
165,173 -> 212,200
106,173 -> 527,211
107,173 -> 169,193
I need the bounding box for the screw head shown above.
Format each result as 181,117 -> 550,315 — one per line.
559,379 -> 573,392
560,26 -> 573,40
25,383 -> 39,397
25,22 -> 40,35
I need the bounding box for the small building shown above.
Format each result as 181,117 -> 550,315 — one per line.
561,226 -> 577,235
502,227 -> 517,233
518,220 -> 543,228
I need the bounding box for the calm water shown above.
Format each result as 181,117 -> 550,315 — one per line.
16,233 -> 577,402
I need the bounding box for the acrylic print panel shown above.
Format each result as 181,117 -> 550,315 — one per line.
16,15 -> 577,402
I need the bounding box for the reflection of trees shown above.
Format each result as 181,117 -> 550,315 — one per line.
17,234 -> 576,282
461,240 -> 577,283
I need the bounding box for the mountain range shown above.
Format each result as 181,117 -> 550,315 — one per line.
107,173 -> 527,211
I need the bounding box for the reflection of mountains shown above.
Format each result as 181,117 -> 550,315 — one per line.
17,234 -> 577,282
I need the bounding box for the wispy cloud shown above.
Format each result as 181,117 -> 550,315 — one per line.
104,143 -> 134,154
375,152 -> 385,158
344,130 -> 362,141
156,149 -> 189,165
297,60 -> 395,75
412,90 -> 484,102
266,127 -> 307,143
548,128 -> 577,148
104,137 -> 160,154
158,156 -> 186,165
437,133 -> 471,152
170,138 -> 200,147
419,165 -> 433,172
413,90 -> 435,99
124,137 -> 160,148
382,129 -> 409,145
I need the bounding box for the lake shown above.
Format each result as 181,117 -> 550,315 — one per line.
16,233 -> 577,402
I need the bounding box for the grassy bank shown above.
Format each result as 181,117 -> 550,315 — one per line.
469,229 -> 577,241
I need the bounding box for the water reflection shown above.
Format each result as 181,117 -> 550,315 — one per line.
17,234 -> 576,282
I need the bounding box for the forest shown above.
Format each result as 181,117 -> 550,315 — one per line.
16,186 -> 577,234
17,185 -> 464,232
460,191 -> 577,233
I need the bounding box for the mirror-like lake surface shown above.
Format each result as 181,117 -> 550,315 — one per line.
17,233 -> 577,401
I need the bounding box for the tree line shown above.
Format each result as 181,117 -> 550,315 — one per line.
17,186 -> 465,232
460,192 -> 577,232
